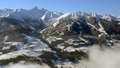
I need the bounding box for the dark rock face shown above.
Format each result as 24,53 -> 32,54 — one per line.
0,17 -> 46,34
0,18 -> 25,42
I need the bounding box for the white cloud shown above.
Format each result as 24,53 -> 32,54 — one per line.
79,45 -> 120,68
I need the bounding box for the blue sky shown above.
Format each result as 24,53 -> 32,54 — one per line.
0,0 -> 120,16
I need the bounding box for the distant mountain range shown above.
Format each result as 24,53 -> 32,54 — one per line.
0,7 -> 63,21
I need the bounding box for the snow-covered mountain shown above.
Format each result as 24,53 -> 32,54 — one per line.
0,7 -> 63,33
49,12 -> 120,35
0,7 -> 63,29
0,8 -> 120,68
41,12 -> 120,67
0,9 -> 14,17
9,7 -> 63,23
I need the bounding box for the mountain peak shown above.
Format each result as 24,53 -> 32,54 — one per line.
32,6 -> 39,10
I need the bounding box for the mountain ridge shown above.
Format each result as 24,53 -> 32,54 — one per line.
0,7 -> 119,68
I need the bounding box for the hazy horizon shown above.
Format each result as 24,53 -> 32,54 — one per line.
0,0 -> 119,16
